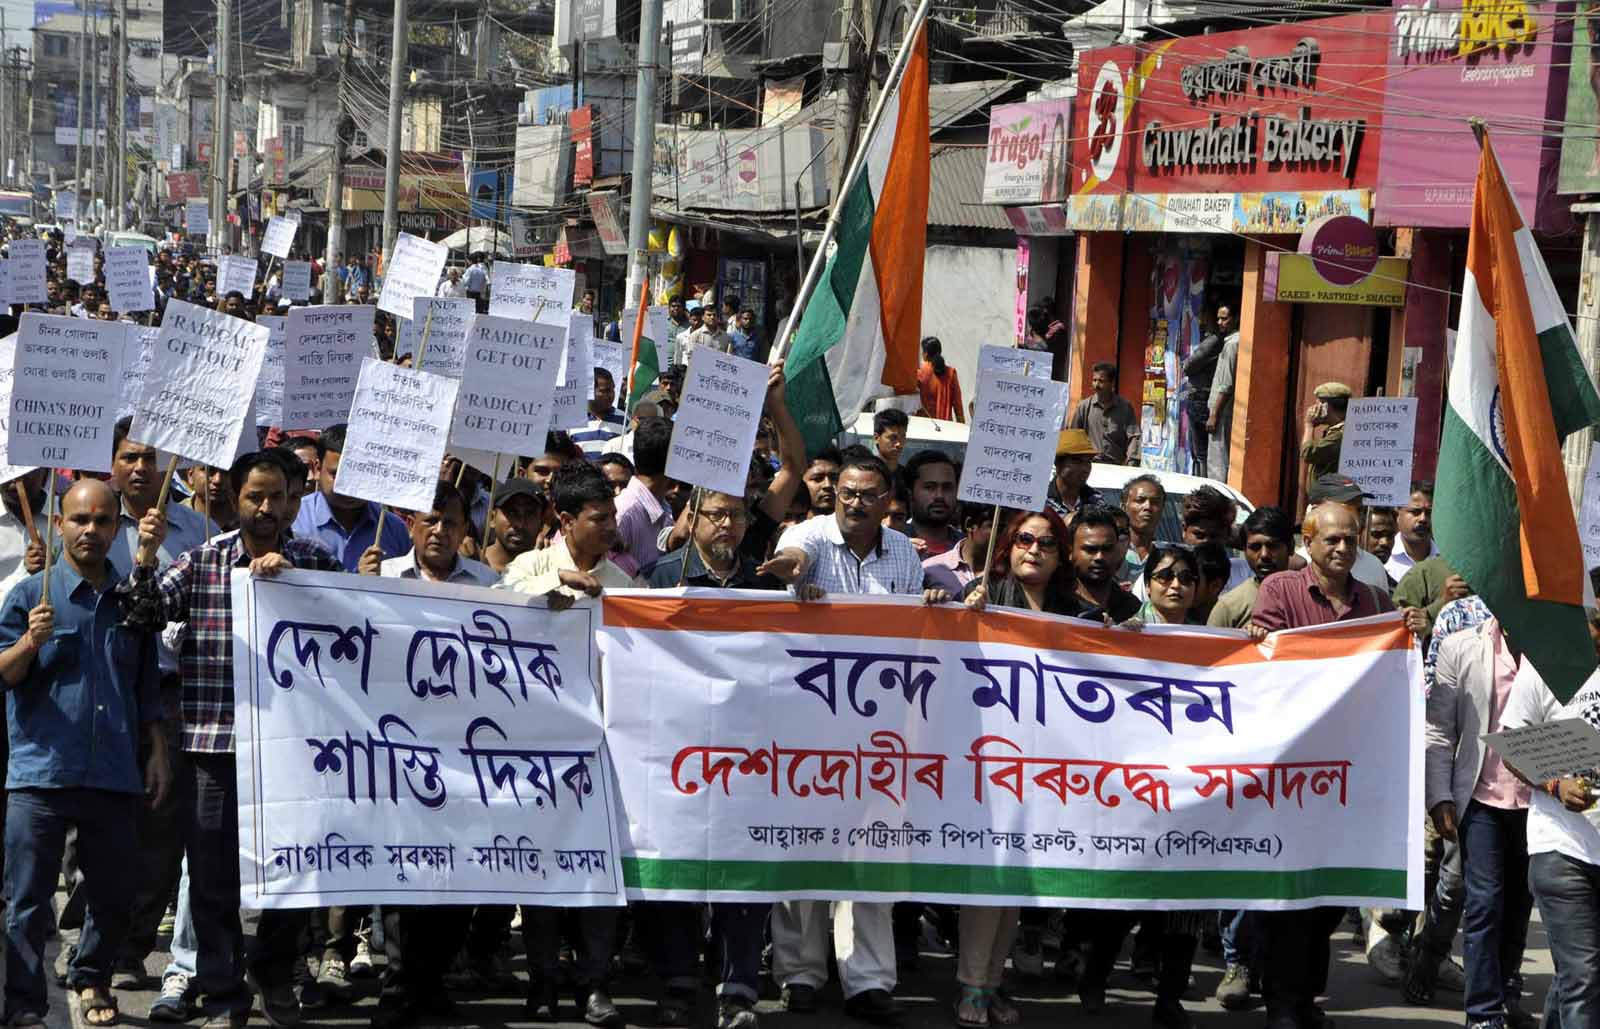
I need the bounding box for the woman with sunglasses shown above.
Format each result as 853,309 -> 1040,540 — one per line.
1136,544 -> 1205,625
954,508 -> 1075,1028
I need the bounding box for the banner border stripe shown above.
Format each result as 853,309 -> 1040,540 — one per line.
599,596 -> 1411,664
621,858 -> 1405,901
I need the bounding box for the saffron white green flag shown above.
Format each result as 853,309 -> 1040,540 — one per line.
1435,137 -> 1600,703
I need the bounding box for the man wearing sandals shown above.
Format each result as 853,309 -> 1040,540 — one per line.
0,479 -> 172,1027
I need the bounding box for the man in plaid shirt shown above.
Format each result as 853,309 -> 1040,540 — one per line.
122,450 -> 342,1029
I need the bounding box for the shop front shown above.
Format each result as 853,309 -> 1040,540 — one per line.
1066,12 -> 1391,503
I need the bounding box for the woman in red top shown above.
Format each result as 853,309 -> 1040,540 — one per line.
916,337 -> 965,423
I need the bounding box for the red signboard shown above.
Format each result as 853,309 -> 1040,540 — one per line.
572,106 -> 594,187
1070,12 -> 1390,199
167,171 -> 201,203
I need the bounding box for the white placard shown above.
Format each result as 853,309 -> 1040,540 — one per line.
104,247 -> 153,313
665,349 -> 768,497
1483,719 -> 1600,784
185,198 -> 210,236
61,223 -> 77,246
958,371 -> 1072,512
282,305 -> 375,430
623,306 -> 673,372
118,325 -> 157,420
552,326 -> 595,431
66,247 -> 94,286
6,241 -> 45,306
489,263 -> 576,320
1338,397 -> 1419,508
592,339 -> 630,399
449,311 -> 566,454
378,232 -> 448,320
1583,443 -> 1600,572
261,216 -> 297,260
451,446 -> 513,483
334,358 -> 461,512
55,193 -> 77,222
218,255 -> 258,298
564,312 -> 595,398
282,260 -> 312,302
7,313 -> 129,472
0,260 -> 14,309
398,297 -> 475,378
129,300 -> 269,468
254,315 -> 286,427
978,344 -> 1051,381
0,336 -> 39,484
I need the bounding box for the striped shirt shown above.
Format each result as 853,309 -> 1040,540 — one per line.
775,514 -> 923,597
572,410 -> 628,458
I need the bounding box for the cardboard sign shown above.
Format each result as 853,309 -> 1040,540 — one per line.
66,247 -> 94,286
489,263 -> 576,321
1484,719 -> 1600,785
1337,397 -> 1419,508
665,349 -> 768,497
185,198 -> 210,236
0,335 -> 40,484
959,371 -> 1072,512
398,297 -> 475,379
104,247 -> 153,313
378,232 -> 448,320
282,260 -> 313,302
254,315 -> 287,427
261,216 -> 297,260
218,255 -> 258,298
282,305 -> 376,430
449,311 -> 566,454
118,325 -> 157,420
8,313 -> 129,472
334,358 -> 461,512
977,344 -> 1051,381
130,300 -> 269,468
6,240 -> 46,306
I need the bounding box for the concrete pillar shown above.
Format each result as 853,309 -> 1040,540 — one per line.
1228,238 -> 1293,506
1387,227 -> 1453,484
1069,231 -> 1124,406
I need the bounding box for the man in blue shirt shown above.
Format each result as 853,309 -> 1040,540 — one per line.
0,478 -> 169,1027
290,424 -> 411,570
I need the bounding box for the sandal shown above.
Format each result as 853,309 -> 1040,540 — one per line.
78,987 -> 119,1027
955,985 -> 990,1028
989,988 -> 1021,1026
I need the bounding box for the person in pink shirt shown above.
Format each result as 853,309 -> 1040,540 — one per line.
612,416 -> 678,573
1426,618 -> 1537,1029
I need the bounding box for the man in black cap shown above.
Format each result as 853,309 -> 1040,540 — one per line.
1298,474 -> 1392,592
480,480 -> 547,576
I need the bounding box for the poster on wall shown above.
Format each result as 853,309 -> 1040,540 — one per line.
1143,243 -> 1210,475
1560,6 -> 1600,194
982,100 -> 1072,205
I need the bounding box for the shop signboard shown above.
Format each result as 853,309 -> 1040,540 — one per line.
1377,1 -> 1570,230
652,124 -> 830,213
1266,254 -> 1408,307
1064,189 -> 1371,234
1559,5 -> 1600,194
982,100 -> 1072,205
1069,13 -> 1390,215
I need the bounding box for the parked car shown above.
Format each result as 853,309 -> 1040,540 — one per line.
106,231 -> 159,255
841,411 -> 1253,541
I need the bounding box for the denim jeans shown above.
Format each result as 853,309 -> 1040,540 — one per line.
121,704 -> 188,966
1458,801 -> 1533,1022
163,858 -> 197,980
1530,851 -> 1600,1029
1219,909 -> 1259,968
185,752 -> 307,1014
523,907 -> 619,985
1416,831 -> 1466,960
713,904 -> 769,1002
3,788 -> 140,1020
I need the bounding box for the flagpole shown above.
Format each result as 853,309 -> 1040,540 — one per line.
769,0 -> 932,367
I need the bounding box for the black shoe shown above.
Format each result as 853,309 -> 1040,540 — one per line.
1295,1003 -> 1334,1029
527,982 -> 561,1022
1079,984 -> 1107,1015
656,990 -> 694,1028
843,989 -> 902,1024
782,984 -> 818,1014
1505,1006 -> 1537,1029
586,988 -> 625,1029
1151,1000 -> 1191,1029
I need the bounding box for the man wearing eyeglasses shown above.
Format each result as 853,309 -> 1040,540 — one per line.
642,489 -> 779,1029
755,447 -> 922,1024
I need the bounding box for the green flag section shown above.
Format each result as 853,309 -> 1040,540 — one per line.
1435,140 -> 1600,702
626,337 -> 661,413
782,177 -> 874,457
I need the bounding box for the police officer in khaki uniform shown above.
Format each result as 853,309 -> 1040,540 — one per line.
1300,381 -> 1352,489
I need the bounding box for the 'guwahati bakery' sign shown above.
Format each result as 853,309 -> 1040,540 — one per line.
1070,12 -> 1390,202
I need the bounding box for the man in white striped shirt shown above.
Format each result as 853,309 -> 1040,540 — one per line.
572,367 -> 628,459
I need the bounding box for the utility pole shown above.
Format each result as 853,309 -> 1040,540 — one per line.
212,0 -> 231,250
323,0 -> 355,301
836,0 -> 886,196
624,0 -> 663,307
115,0 -> 127,228
381,0 -> 406,263
75,4 -> 87,211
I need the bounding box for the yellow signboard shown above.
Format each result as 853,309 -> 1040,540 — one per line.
1271,254 -> 1408,307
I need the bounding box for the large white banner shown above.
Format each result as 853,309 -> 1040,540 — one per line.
598,593 -> 1424,910
8,313 -> 128,472
130,300 -> 269,468
232,571 -> 624,908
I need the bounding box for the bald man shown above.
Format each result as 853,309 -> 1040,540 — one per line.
1248,501 -> 1424,1029
0,479 -> 169,1027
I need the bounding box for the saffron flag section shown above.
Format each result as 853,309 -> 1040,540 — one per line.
231,570 -> 625,908
598,591 -> 1423,911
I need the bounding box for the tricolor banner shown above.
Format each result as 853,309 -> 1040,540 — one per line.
598,592 -> 1424,911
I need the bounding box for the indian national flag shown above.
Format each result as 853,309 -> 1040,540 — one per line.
1435,136 -> 1600,702
783,17 -> 929,455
